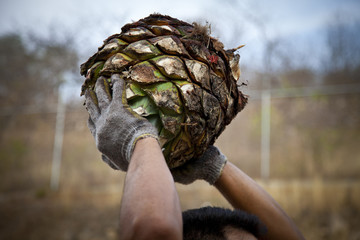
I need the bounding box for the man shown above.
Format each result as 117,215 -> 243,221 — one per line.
85,74 -> 305,240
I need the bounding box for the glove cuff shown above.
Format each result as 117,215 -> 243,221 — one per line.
206,158 -> 227,185
203,146 -> 227,185
125,121 -> 159,163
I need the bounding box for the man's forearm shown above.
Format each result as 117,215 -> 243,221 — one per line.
214,162 -> 305,240
118,138 -> 182,240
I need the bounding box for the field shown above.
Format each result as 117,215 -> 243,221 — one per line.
1,96 -> 360,240
1,177 -> 359,240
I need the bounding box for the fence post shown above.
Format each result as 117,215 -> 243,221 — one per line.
261,90 -> 271,180
50,88 -> 66,191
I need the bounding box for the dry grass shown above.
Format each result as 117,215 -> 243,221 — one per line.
1,179 -> 359,240
1,95 -> 360,239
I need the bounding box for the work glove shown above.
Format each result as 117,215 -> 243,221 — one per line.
171,146 -> 227,185
84,74 -> 158,171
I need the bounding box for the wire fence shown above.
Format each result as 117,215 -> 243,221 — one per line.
1,83 -> 360,190
243,83 -> 360,179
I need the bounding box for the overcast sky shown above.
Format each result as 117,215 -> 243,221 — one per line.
1,0 -> 359,43
1,0 -> 359,66
1,0 -> 359,99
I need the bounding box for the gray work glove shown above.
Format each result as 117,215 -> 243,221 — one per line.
85,74 -> 158,171
171,146 -> 227,185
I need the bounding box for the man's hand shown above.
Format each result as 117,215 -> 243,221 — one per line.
171,146 -> 227,185
84,74 -> 158,171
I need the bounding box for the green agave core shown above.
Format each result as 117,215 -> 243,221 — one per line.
125,80 -> 188,167
81,14 -> 247,169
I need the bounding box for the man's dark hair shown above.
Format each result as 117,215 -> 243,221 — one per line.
182,206 -> 266,240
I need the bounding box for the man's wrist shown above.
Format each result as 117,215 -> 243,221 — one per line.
133,137 -> 161,155
128,133 -> 159,161
130,137 -> 164,169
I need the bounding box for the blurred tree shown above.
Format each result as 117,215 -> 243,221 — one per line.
0,34 -> 36,107
0,32 -> 79,138
0,33 -> 78,108
254,11 -> 360,179
323,13 -> 360,84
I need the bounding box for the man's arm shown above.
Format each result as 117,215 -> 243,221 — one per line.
118,138 -> 183,240
84,75 -> 182,240
214,161 -> 305,240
